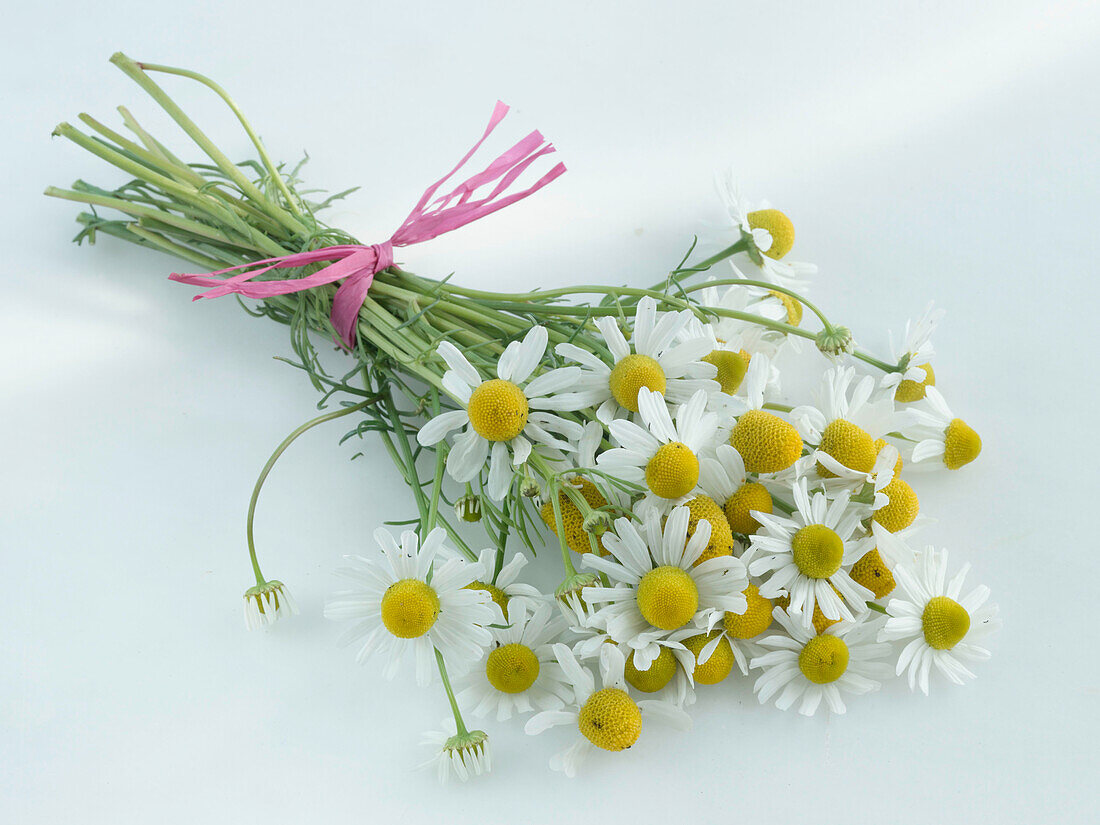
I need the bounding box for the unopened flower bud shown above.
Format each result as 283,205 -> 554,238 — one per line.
815,326 -> 855,356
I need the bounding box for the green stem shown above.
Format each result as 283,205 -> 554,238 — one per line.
434,648 -> 468,736
246,394 -> 383,584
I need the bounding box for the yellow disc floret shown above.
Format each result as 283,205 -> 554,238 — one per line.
747,208 -> 795,259
625,647 -> 677,693
578,688 -> 642,751
723,482 -> 773,535
683,495 -> 735,564
895,363 -> 935,403
818,419 -> 876,478
724,584 -> 773,639
849,549 -> 895,599
798,634 -> 850,684
922,596 -> 970,650
702,349 -> 749,394
943,419 -> 982,470
636,565 -> 699,630
464,580 -> 510,619
791,524 -> 844,579
683,632 -> 735,685
873,478 -> 919,533
645,442 -> 699,499
730,409 -> 803,474
467,378 -> 529,442
380,579 -> 440,639
609,353 -> 667,412
768,290 -> 803,326
485,643 -> 540,693
540,479 -> 608,555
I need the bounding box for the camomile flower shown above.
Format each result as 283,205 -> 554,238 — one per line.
791,365 -> 909,480
703,581 -> 776,675
539,422 -> 618,556
324,527 -> 495,686
745,479 -> 874,632
750,608 -> 893,715
716,171 -> 818,291
554,295 -> 718,423
903,387 -> 982,470
699,443 -> 775,536
243,580 -> 298,631
621,632 -> 699,706
721,354 -> 805,476
458,601 -> 573,721
524,642 -> 691,777
879,547 -> 1000,694
597,388 -> 717,503
579,505 -> 748,669
440,547 -> 544,622
417,326 -> 585,500
881,302 -> 945,402
419,721 -> 490,784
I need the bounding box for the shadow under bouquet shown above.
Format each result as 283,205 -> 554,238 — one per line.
47,54 -> 1000,782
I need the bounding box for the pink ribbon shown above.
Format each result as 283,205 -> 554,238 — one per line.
169,102 -> 565,346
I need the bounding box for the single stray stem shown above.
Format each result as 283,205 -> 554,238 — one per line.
435,648 -> 469,736
246,393 -> 383,584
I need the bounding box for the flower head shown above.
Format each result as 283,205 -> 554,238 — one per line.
243,580 -> 298,631
420,723 -> 490,784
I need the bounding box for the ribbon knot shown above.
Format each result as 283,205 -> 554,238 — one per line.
169,102 -> 565,347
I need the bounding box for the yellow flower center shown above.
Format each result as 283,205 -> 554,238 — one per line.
747,208 -> 795,259
943,418 -> 982,470
624,647 -> 677,693
817,419 -> 876,478
702,349 -> 749,394
922,596 -> 971,650
895,363 -> 935,403
464,580 -> 510,619
467,378 -> 529,442
608,353 -> 667,412
791,524 -> 844,579
849,549 -> 895,600
683,632 -> 735,685
636,565 -> 699,630
798,634 -> 850,684
380,579 -> 440,639
724,583 -> 773,639
485,642 -> 540,693
683,495 -> 735,564
539,478 -> 609,556
768,290 -> 803,326
578,688 -> 642,751
729,409 -> 803,474
873,478 -> 919,533
723,481 -> 773,535
645,442 -> 699,499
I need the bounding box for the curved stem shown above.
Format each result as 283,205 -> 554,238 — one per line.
246,394 -> 383,584
434,647 -> 468,736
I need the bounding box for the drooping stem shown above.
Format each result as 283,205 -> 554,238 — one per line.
435,647 -> 469,736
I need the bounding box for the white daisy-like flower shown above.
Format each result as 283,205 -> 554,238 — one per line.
619,631 -> 699,707
579,505 -> 748,669
698,443 -> 776,537
716,171 -> 818,291
903,386 -> 982,471
706,581 -> 777,676
745,479 -> 874,631
878,547 -> 1000,694
791,365 -> 910,481
458,601 -> 573,721
417,325 -> 585,500
524,642 -> 691,777
243,580 -> 298,631
440,547 -> 544,623
419,721 -> 490,784
554,295 -> 718,423
881,302 -> 945,402
597,388 -> 717,504
750,608 -> 893,715
324,527 -> 494,686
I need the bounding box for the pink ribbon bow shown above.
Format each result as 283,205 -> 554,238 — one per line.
169,101 -> 565,347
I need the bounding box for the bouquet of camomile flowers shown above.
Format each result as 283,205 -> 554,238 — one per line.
48,55 -> 1000,783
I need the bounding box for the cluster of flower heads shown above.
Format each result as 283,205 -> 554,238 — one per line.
268,186 -> 999,781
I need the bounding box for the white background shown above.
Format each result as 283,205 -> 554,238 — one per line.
3,2 -> 1099,822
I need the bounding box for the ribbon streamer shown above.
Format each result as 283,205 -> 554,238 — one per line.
170,102 -> 566,346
